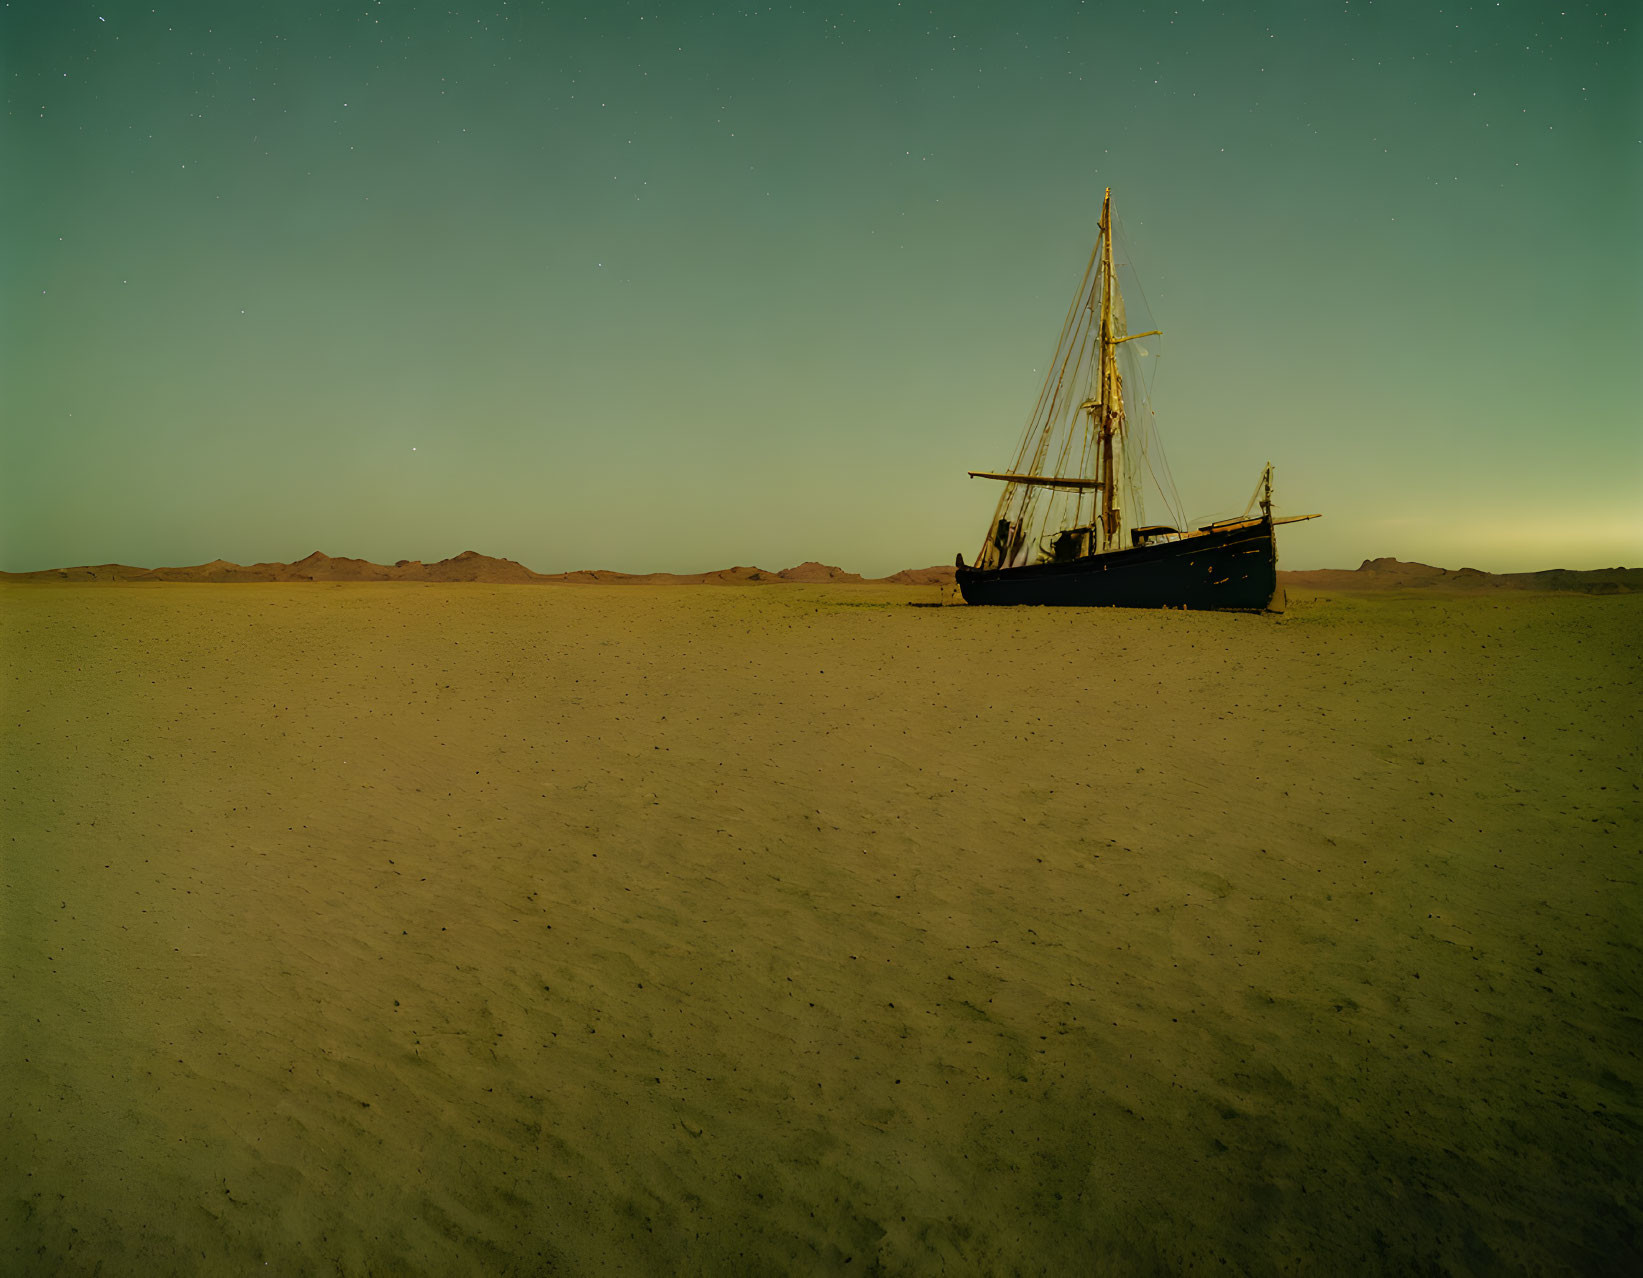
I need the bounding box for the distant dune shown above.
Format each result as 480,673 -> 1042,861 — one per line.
3,553 -> 1637,593
3,552 -> 920,586
7,550 -> 547,585
881,565 -> 960,586
540,565 -> 786,586
1279,557 -> 1642,596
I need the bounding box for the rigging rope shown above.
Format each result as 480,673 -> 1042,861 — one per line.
975,213 -> 1193,562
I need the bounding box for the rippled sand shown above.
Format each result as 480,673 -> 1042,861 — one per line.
3,582 -> 1638,1274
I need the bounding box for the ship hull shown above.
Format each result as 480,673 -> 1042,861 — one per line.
956,518 -> 1278,609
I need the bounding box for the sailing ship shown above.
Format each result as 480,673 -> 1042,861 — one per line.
955,188 -> 1317,609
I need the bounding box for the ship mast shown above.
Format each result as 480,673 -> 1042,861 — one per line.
968,188 -> 1155,567
1096,188 -> 1120,551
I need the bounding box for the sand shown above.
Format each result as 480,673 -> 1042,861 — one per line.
3,582 -> 1639,1274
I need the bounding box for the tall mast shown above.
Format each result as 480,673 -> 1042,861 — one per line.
1097,188 -> 1119,551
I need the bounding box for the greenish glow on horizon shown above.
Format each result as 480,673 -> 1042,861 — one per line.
4,1 -> 1638,575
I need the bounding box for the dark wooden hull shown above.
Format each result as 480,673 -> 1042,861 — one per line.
956,518 -> 1278,609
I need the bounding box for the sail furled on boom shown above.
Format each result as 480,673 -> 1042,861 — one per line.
974,213 -> 1183,569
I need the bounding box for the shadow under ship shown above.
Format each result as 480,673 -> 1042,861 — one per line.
955,188 -> 1317,609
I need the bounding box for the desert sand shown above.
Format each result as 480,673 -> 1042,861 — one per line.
2,581 -> 1639,1274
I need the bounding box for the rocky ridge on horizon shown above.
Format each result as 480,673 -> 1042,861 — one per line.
0,551 -> 925,587
1280,557 -> 1641,596
3,553 -> 1637,594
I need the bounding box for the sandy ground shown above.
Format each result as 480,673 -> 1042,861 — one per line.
2,582 -> 1639,1275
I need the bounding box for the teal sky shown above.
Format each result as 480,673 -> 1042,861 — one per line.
4,1 -> 1638,574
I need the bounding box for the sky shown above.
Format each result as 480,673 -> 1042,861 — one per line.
3,0 -> 1638,575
